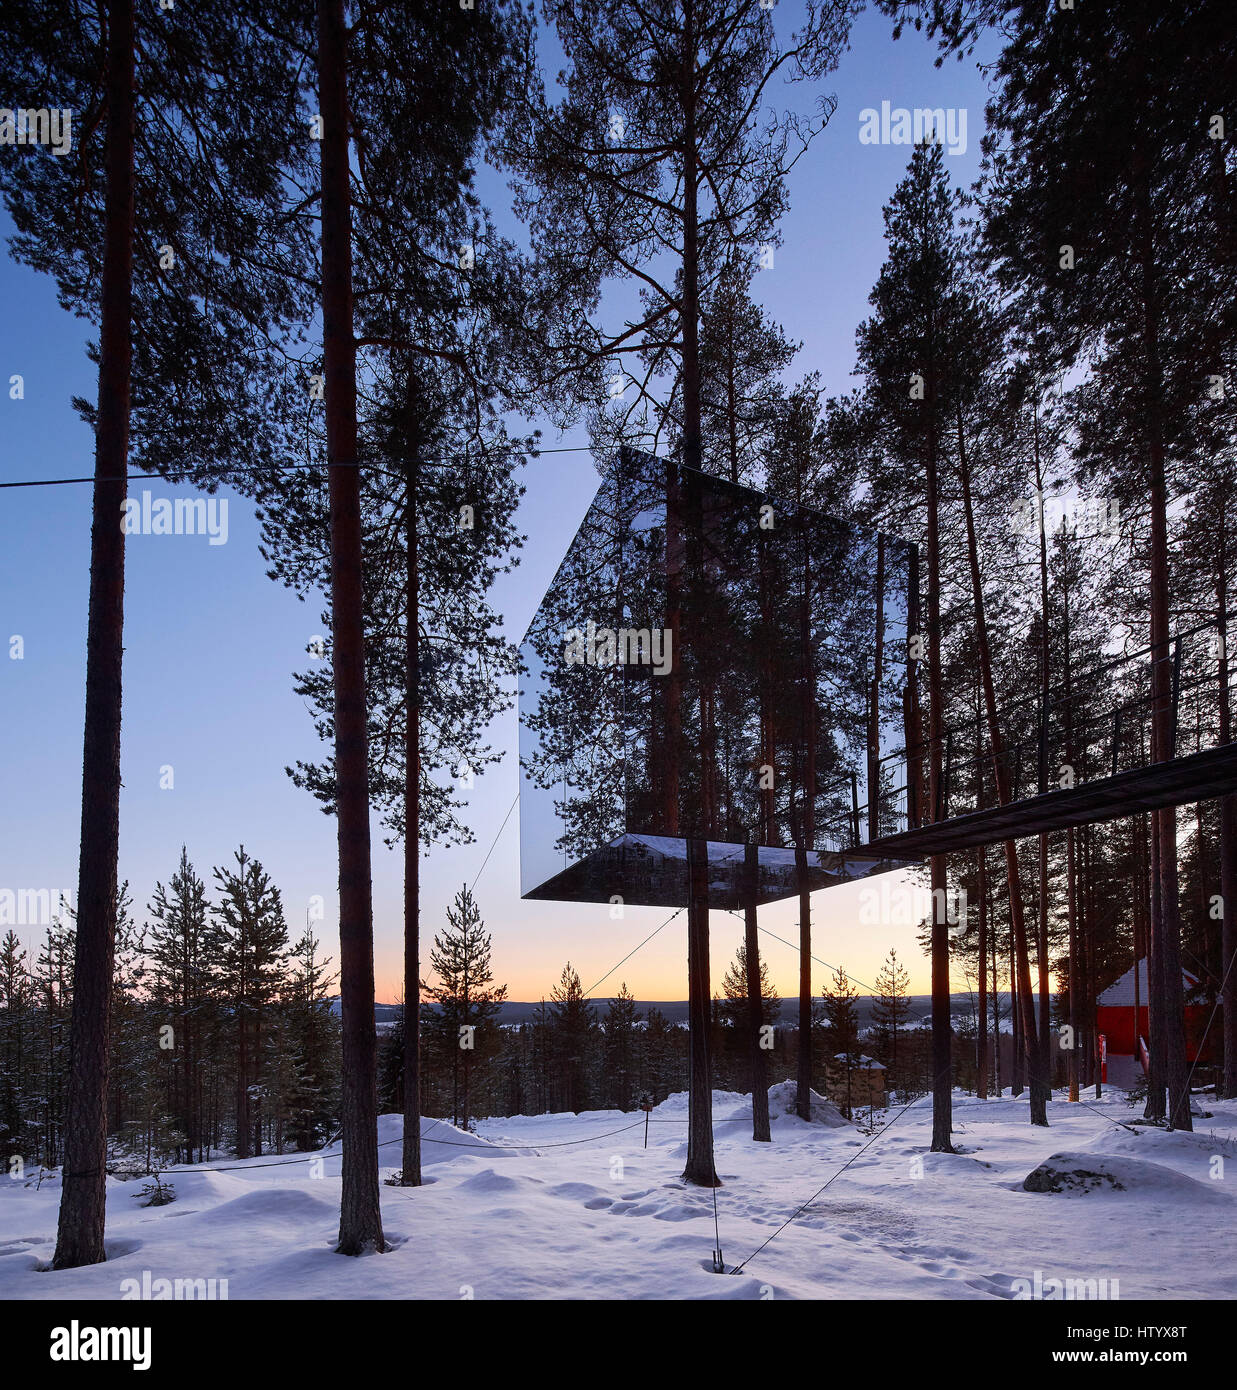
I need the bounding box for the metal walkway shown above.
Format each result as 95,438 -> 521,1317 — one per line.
859,741 -> 1237,860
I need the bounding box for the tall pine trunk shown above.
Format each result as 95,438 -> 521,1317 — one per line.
991,904 -> 1001,1096
926,420 -> 953,1152
1217,534 -> 1237,1097
1062,583 -> 1080,1102
1146,816 -> 1166,1117
1067,826 -> 1079,1101
318,0 -> 385,1253
1136,158 -> 1190,1131
1010,921 -> 1023,1096
744,843 -> 771,1142
677,1 -> 717,1185
796,523 -> 816,1121
1033,407 -> 1054,1106
684,838 -> 719,1185
956,411 -> 1046,1124
236,1010 -> 250,1159
401,454 -> 422,1184
869,536 -> 886,843
53,0 -> 134,1271
974,684 -> 988,1100
976,841 -> 988,1100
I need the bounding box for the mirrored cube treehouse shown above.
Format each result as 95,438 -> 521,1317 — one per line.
519,448 -> 917,910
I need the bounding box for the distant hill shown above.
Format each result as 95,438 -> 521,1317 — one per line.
332,993 -> 1036,1030
328,999 -> 403,1025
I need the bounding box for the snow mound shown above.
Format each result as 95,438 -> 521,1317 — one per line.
454,1168 -> 529,1196
1022,1150 -> 1231,1201
374,1113 -> 504,1163
204,1186 -> 338,1226
650,1089 -> 747,1117
1078,1122 -> 1237,1165
766,1080 -> 850,1128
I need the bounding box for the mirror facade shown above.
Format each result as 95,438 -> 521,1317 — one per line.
520,448 -> 916,908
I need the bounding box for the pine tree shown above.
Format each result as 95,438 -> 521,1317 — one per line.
146,851 -> 210,1163
982,0 -> 1237,1132
31,915 -> 75,1168
1,0 -> 316,1265
871,949 -> 912,1095
422,886 -> 507,1131
698,256 -> 799,485
821,967 -> 861,1119
512,4 -> 850,1179
108,883 -> 146,1148
246,0 -> 534,1203
641,1007 -> 681,1106
601,984 -> 641,1112
721,944 -> 780,1031
549,963 -> 596,1115
854,142 -> 992,1147
0,930 -> 34,1166
283,927 -> 341,1152
531,997 -> 553,1115
211,848 -> 290,1158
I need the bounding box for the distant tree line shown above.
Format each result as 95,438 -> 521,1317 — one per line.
0,848 -> 340,1173
377,890 -> 933,1128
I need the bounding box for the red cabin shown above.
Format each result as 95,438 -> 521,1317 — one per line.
1095,958 -> 1213,1066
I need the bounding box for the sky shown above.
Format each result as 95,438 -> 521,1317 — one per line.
0,7 -> 998,1003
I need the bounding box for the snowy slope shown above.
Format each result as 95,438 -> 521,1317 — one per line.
2,1089 -> 1234,1300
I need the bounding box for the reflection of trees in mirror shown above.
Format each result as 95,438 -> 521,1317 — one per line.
519,446 -> 915,906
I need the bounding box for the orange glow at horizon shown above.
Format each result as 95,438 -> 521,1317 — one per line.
371,867 -> 950,1005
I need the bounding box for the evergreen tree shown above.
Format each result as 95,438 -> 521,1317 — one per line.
211,848 -> 289,1158
250,0 -> 535,1204
853,141 -> 999,1144
697,257 -> 798,485
1,0 -> 315,1266
108,883 -> 147,1149
719,942 -> 779,1119
982,0 -> 1237,1131
821,966 -> 861,1119
0,931 -> 34,1166
871,949 -> 912,1094
31,916 -> 76,1168
531,997 -> 553,1115
422,886 -> 507,1131
283,927 -> 341,1152
549,963 -> 596,1114
146,850 -> 210,1162
601,984 -> 641,1112
641,1007 -> 682,1105
720,943 -> 780,1028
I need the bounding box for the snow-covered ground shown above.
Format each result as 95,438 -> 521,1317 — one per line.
3,1083 -> 1235,1300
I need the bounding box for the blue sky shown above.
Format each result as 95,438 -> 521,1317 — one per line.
0,7 -> 996,1002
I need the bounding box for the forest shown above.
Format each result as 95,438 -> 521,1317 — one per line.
0,0 -> 1234,1279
